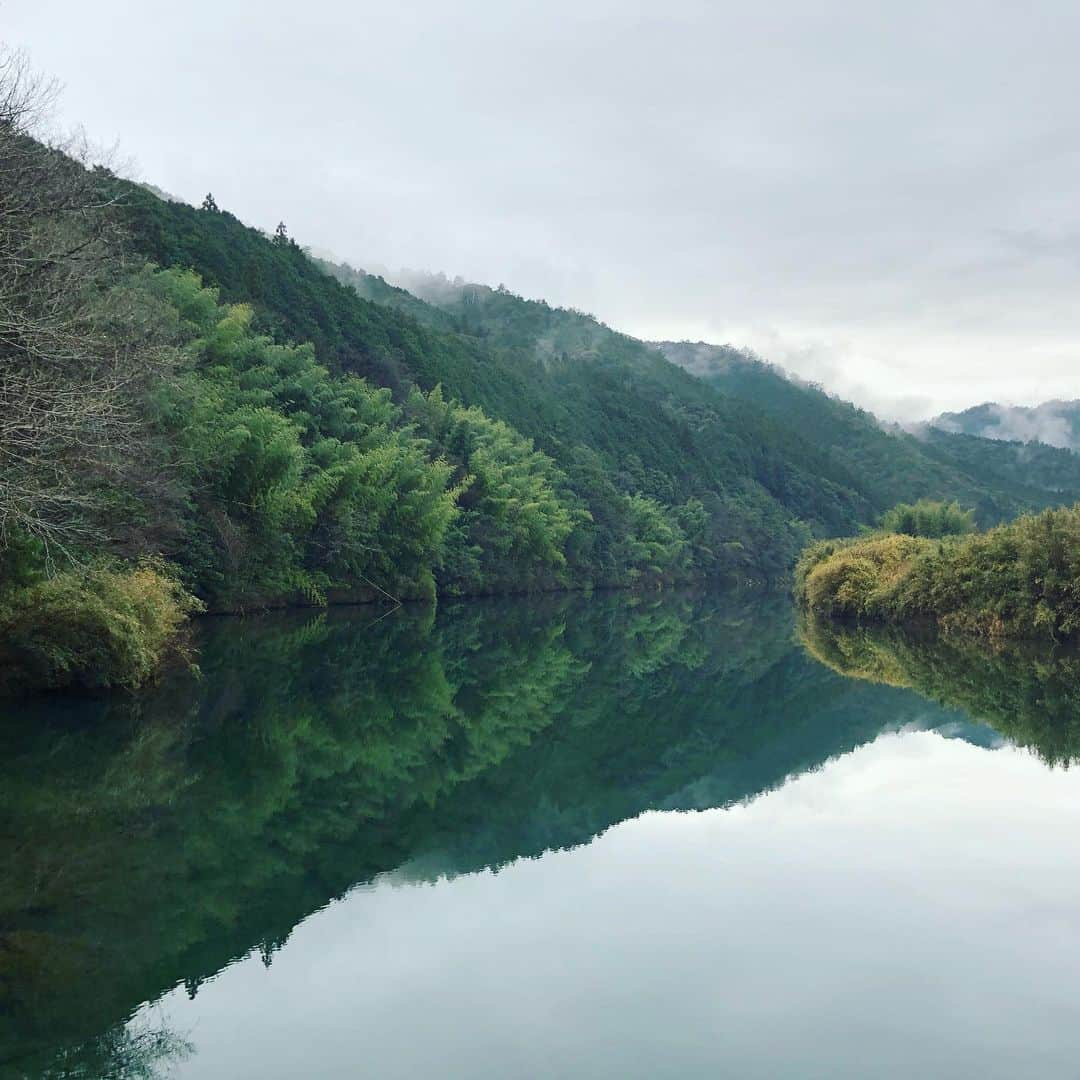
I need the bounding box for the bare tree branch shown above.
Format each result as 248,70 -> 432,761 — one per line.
0,45 -> 178,562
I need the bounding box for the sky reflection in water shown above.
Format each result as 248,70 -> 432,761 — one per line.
5,590 -> 1080,1079
157,732 -> 1080,1080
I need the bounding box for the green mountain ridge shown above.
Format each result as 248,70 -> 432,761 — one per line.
120,182 -> 1080,554
313,261 -> 1080,524
117,184 -> 871,585
311,259 -> 1080,526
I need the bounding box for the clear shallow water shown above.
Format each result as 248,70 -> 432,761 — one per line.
3,590 -> 1080,1078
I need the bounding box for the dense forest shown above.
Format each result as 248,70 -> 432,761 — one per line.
658,341 -> 1080,516
5,47 -> 1080,691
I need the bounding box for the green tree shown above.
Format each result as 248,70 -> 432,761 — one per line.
406,385 -> 578,591
150,270 -> 460,608
878,498 -> 975,538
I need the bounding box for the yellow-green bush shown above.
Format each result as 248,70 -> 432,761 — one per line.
794,503 -> 1080,641
795,533 -> 933,617
878,498 -> 975,538
0,564 -> 202,694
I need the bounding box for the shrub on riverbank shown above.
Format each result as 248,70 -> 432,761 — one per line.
795,503 -> 1080,640
0,564 -> 201,694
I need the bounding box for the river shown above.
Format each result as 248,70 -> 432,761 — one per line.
3,589 -> 1080,1078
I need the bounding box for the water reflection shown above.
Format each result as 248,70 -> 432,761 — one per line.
0,591 -> 1013,1076
800,613 -> 1080,765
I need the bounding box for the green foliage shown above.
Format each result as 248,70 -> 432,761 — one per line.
0,529 -> 46,590
405,385 -> 578,592
119,181 -> 446,394
148,269 -> 460,609
878,498 -> 975,538
796,503 -> 1080,640
114,186 -> 876,583
114,184 -> 1080,598
662,341 -> 1080,524
612,493 -> 690,583
0,562 -> 201,693
795,533 -> 936,618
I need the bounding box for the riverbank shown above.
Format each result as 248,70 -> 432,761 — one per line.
0,564 -> 202,696
0,568 -> 759,697
794,503 -> 1080,641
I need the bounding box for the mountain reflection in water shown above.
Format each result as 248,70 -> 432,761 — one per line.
6,589 -> 1077,1078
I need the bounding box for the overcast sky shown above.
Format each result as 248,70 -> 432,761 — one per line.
7,1 -> 1080,418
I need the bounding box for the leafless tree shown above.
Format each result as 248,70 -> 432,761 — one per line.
0,46 -> 175,565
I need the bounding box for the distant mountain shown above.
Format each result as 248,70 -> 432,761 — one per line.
657,341 -> 1080,512
929,400 -> 1080,451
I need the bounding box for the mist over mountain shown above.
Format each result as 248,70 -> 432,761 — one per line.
930,400 -> 1080,452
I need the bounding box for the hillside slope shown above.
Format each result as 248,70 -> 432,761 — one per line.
115,184 -> 1080,587
331,266 -> 1080,528
118,187 -> 886,580
657,340 -> 1080,519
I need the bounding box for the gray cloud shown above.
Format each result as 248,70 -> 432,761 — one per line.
8,0 -> 1080,418
984,405 -> 1075,448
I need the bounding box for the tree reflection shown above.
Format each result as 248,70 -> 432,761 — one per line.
0,590 -> 971,1074
38,1022 -> 192,1080
799,613 -> 1080,765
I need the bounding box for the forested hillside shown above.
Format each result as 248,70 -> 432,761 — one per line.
122,187 -> 1080,586
6,40 -> 1080,692
658,341 -> 1080,518
322,270 -> 1080,524
122,185 -> 885,582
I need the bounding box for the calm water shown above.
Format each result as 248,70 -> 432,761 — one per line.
4,590 -> 1080,1078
